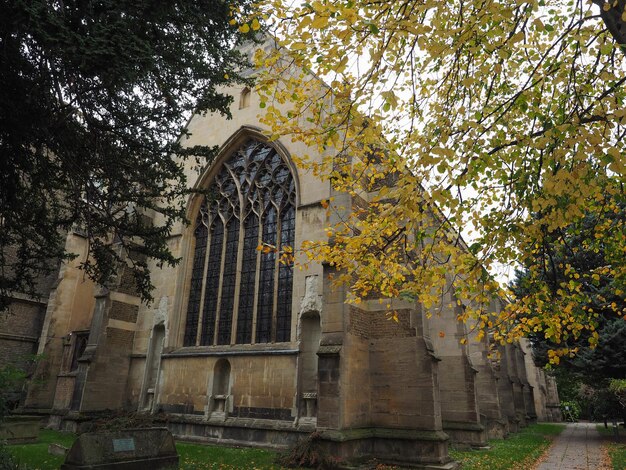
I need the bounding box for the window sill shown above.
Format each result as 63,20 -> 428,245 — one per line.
163,344 -> 298,358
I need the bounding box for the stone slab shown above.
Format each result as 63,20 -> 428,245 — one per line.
61,427 -> 178,470
0,415 -> 41,443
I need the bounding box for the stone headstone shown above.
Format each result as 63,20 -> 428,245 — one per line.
61,427 -> 179,469
0,415 -> 41,444
48,443 -> 68,456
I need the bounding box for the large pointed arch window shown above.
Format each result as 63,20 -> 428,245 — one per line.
183,139 -> 296,346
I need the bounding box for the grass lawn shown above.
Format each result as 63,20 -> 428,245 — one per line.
7,424 -> 566,470
7,429 -> 76,469
449,423 -> 565,470
6,429 -> 286,470
605,444 -> 626,470
176,441 -> 282,469
596,424 -> 626,470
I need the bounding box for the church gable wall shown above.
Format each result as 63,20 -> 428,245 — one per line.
19,56 -> 560,467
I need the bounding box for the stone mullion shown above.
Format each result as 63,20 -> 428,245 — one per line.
270,207 -> 282,343
212,217 -> 228,346
182,215 -> 208,347
250,216 -> 262,344
194,223 -> 212,346
230,212 -> 246,345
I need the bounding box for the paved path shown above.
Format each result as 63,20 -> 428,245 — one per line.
536,422 -> 605,470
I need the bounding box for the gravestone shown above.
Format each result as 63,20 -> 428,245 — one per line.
61,427 -> 179,469
48,443 -> 68,456
0,415 -> 41,443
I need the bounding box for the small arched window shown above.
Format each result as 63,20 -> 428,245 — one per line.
239,87 -> 251,109
183,139 -> 296,346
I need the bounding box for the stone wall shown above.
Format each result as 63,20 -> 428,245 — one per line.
25,232 -> 96,410
18,67 -> 561,469
155,353 -> 297,419
428,294 -> 486,447
520,338 -> 548,421
0,300 -> 45,368
467,315 -> 506,439
0,299 -> 46,408
0,244 -> 59,408
496,344 -> 520,432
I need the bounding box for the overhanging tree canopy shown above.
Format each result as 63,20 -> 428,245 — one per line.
512,201 -> 626,375
250,0 -> 626,357
0,0 -> 254,309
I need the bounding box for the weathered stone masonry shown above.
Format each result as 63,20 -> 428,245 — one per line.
20,72 -> 560,468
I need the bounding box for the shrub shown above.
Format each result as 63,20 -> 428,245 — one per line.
609,379 -> 626,410
275,432 -> 339,469
80,410 -> 167,433
560,400 -> 581,421
0,444 -> 31,470
0,365 -> 27,421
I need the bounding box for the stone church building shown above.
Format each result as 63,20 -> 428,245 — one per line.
17,53 -> 561,468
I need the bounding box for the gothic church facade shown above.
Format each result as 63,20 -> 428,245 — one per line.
21,68 -> 560,468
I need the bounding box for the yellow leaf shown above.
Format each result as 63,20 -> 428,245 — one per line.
311,15 -> 329,29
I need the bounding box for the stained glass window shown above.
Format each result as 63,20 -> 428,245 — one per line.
256,205 -> 276,344
184,139 -> 296,346
183,210 -> 208,346
276,206 -> 295,342
236,213 -> 258,344
217,218 -> 239,344
200,216 -> 222,345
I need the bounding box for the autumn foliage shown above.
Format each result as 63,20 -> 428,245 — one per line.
243,0 -> 626,361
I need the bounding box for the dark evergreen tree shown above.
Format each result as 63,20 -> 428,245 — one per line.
0,0 -> 255,308
511,196 -> 626,383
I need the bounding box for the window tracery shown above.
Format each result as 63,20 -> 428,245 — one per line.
183,139 -> 296,346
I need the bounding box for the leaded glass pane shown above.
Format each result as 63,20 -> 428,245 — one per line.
217,219 -> 239,345
256,205 -> 277,343
183,216 -> 207,346
236,214 -> 258,344
276,205 -> 295,342
200,218 -> 223,345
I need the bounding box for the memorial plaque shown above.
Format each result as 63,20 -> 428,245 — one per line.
113,438 -> 135,452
